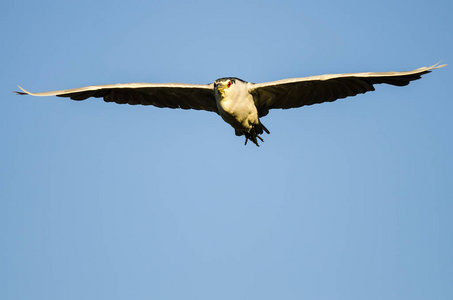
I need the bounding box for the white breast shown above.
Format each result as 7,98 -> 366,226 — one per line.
215,81 -> 259,132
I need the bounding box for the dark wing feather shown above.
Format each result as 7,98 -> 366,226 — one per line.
15,82 -> 218,113
250,64 -> 446,117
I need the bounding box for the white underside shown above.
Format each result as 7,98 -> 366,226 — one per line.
215,81 -> 259,132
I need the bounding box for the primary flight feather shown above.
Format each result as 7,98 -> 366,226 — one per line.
16,63 -> 446,146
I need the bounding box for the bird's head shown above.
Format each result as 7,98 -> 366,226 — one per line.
214,77 -> 248,98
214,78 -> 235,96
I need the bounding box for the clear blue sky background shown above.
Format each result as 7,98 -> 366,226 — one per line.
2,1 -> 452,299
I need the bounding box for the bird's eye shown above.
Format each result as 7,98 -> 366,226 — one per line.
227,81 -> 232,88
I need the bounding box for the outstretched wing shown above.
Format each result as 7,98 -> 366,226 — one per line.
15,82 -> 218,113
250,64 -> 446,117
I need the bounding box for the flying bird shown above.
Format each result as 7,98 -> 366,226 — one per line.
15,63 -> 445,146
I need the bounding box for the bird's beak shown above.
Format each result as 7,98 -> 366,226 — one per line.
215,83 -> 225,94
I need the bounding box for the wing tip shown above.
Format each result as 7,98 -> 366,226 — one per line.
427,62 -> 447,70
14,85 -> 31,95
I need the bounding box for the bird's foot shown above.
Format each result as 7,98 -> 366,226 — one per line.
244,133 -> 262,147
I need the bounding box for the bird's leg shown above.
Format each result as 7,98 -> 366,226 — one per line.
244,132 -> 259,146
245,132 -> 260,147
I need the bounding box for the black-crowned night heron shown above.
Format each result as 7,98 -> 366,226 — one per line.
16,63 -> 445,146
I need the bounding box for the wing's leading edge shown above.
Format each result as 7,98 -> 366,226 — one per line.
15,82 -> 218,112
250,63 -> 446,117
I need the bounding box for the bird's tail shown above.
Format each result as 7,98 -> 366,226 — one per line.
236,122 -> 270,147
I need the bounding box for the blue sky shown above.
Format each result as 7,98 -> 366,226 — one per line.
2,0 -> 452,299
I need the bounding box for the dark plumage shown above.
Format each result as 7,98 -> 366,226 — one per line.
15,63 -> 446,146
